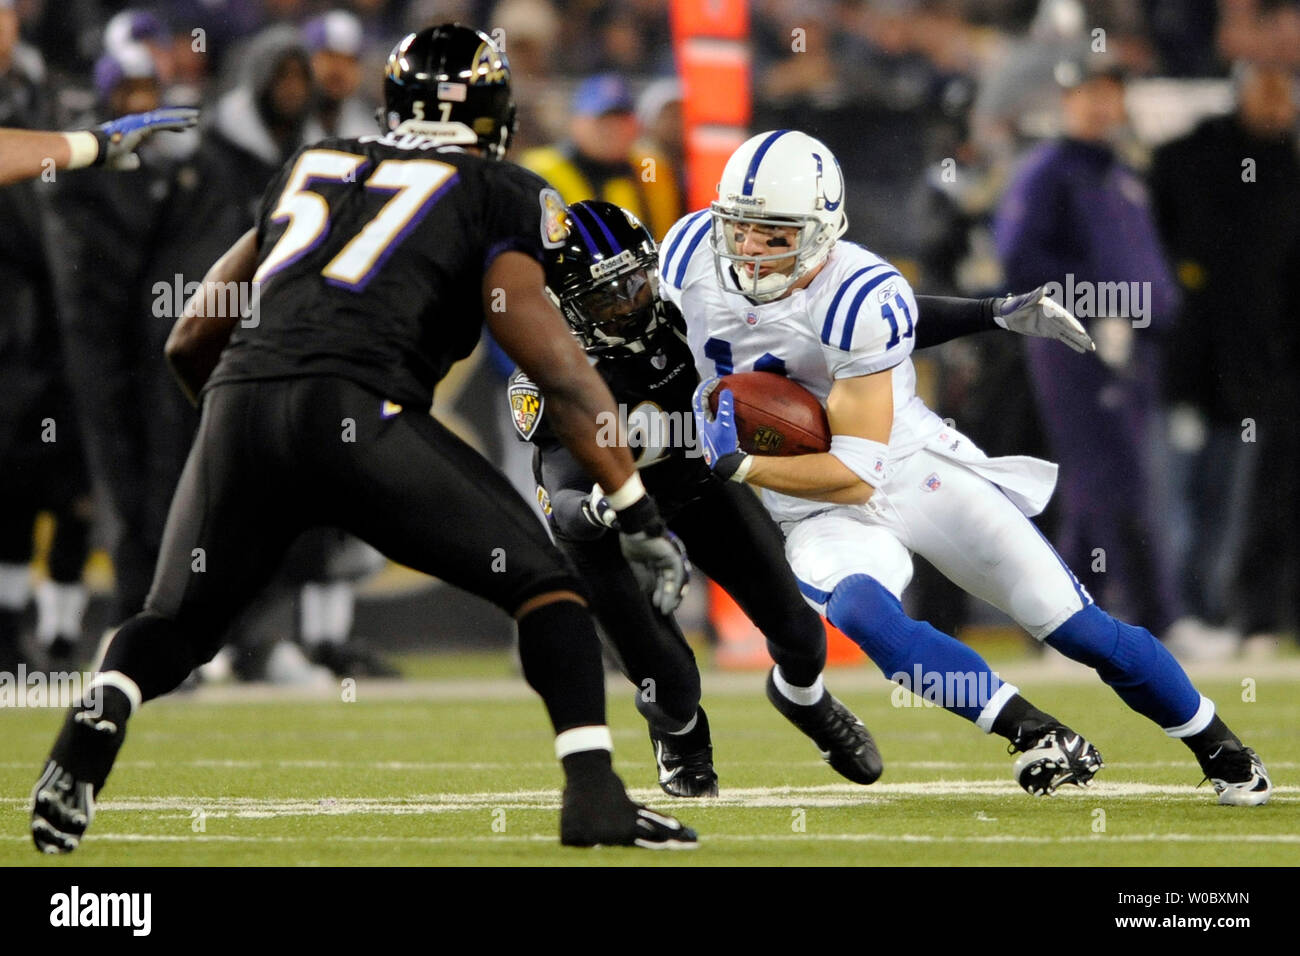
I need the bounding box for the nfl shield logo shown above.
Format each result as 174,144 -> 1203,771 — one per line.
745,311 -> 758,326
651,351 -> 667,370
923,472 -> 941,492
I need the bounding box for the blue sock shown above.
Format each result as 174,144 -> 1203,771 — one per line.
1045,605 -> 1202,730
826,574 -> 1005,724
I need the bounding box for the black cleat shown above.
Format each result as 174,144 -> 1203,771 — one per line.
30,690 -> 130,854
31,760 -> 95,854
560,772 -> 698,849
1196,738 -> 1271,806
765,669 -> 883,784
649,708 -> 719,798
1010,723 -> 1103,796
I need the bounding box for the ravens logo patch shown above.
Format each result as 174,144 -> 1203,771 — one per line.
509,376 -> 544,440
540,188 -> 567,249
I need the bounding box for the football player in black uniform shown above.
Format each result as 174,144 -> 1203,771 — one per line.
30,25 -> 695,853
513,199 -> 1096,797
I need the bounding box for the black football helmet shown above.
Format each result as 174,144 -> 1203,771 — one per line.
546,201 -> 669,356
380,23 -> 517,160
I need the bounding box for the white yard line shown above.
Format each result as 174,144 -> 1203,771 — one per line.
2,781 -> 1295,815
4,758 -> 1296,771
1,831 -> 1298,846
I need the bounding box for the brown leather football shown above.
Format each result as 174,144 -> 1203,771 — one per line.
709,371 -> 830,456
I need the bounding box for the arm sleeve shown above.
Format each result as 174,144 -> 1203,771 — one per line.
818,266 -> 919,379
483,164 -> 568,270
913,295 -> 998,348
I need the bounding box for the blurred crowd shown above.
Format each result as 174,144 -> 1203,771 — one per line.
0,0 -> 1297,681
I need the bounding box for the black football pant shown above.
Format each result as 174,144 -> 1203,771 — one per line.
561,480 -> 827,731
98,377 -> 605,731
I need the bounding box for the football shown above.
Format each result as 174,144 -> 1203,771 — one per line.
709,371 -> 830,456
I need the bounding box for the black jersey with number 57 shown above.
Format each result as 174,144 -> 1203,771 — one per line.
206,131 -> 568,407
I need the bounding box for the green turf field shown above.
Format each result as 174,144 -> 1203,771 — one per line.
3,652 -> 1297,866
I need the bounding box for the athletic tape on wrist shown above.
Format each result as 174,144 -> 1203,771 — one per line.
829,434 -> 891,488
729,453 -> 754,483
554,725 -> 614,759
606,471 -> 646,511
62,131 -> 101,169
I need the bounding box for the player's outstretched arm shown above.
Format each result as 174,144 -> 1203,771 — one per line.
693,371 -> 892,505
913,291 -> 1094,353
0,129 -> 79,185
0,109 -> 198,187
164,228 -> 259,405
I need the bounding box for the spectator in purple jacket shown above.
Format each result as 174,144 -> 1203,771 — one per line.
994,55 -> 1218,656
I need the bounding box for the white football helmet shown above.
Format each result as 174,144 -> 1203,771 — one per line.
710,130 -> 848,302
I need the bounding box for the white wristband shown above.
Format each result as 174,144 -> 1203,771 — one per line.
605,471 -> 646,510
829,434 -> 890,488
62,130 -> 101,170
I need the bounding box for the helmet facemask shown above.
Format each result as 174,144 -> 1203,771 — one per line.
555,260 -> 665,356
709,208 -> 838,302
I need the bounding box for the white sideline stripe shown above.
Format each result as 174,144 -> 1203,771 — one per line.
2,831 -> 1299,846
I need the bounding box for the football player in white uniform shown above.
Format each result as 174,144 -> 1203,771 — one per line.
674,130 -> 1269,804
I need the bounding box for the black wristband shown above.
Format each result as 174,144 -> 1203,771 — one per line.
614,493 -> 664,537
89,128 -> 112,166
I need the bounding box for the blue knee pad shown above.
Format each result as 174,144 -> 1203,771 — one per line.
1046,605 -> 1201,730
826,574 -> 1004,724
